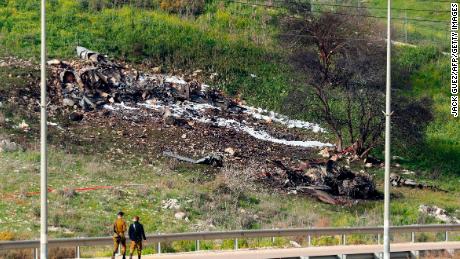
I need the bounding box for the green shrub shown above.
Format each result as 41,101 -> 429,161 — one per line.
159,0 -> 206,15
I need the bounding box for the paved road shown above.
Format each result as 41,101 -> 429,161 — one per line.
104,241 -> 460,259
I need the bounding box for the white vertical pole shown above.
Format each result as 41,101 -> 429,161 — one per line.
404,11 -> 408,43
40,0 -> 48,257
383,0 -> 392,259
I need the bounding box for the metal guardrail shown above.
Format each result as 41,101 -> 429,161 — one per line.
1,224 -> 459,255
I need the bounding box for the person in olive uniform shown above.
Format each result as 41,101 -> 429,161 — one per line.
128,216 -> 146,259
112,211 -> 127,259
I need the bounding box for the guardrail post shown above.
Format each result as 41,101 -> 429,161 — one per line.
234,238 -> 238,250
307,235 -> 311,246
33,248 -> 39,259
377,234 -> 381,245
195,240 -> 200,251
341,234 -> 346,245
157,232 -> 161,254
445,229 -> 454,257
75,246 -> 80,258
157,241 -> 161,254
410,232 -> 419,258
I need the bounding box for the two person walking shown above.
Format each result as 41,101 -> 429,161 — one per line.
112,211 -> 146,259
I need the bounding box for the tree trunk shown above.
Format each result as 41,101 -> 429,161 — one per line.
336,135 -> 343,152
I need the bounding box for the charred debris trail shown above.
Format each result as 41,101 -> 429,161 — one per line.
41,47 -> 380,205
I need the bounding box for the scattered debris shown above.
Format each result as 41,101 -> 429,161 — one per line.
401,169 -> 416,175
0,57 -> 34,68
76,46 -> 107,63
303,188 -> 343,205
271,159 -> 377,204
47,59 -> 61,66
163,151 -> 223,167
289,241 -> 302,248
46,47 -> 331,149
57,188 -> 77,198
392,155 -> 405,160
318,147 -> 331,158
49,226 -> 74,234
161,199 -> 180,210
69,112 -> 84,122
419,205 -> 460,224
0,112 -> 4,125
174,211 -> 187,220
364,156 -> 381,166
63,98 -> 75,107
152,67 -> 161,73
0,138 -> 21,152
390,173 -> 442,191
6,47 -> 385,203
224,147 -> 236,156
18,120 -> 30,132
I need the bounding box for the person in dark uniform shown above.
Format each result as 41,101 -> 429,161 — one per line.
112,211 -> 127,259
128,216 -> 146,259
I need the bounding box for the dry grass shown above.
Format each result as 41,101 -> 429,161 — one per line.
0,231 -> 15,241
56,188 -> 77,199
421,250 -> 460,259
0,248 -> 75,259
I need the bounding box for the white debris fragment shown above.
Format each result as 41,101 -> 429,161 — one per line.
318,147 -> 331,158
47,59 -> 61,66
419,205 -> 460,224
174,211 -> 186,220
401,169 -> 416,175
201,84 -> 210,91
210,118 -> 332,148
48,226 -> 74,234
243,106 -> 326,133
165,76 -> 187,85
0,139 -> 20,152
18,120 -> 30,132
103,104 -> 117,111
289,240 -> 302,248
161,199 -> 180,210
115,102 -> 139,110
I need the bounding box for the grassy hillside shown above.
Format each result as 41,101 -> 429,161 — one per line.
401,52 -> 459,176
0,0 -> 290,109
0,1 -> 457,179
367,0 -> 450,48
0,0 -> 459,251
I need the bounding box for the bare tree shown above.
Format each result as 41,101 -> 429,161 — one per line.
281,6 -> 386,157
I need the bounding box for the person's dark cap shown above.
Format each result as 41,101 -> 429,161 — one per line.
117,211 -> 124,216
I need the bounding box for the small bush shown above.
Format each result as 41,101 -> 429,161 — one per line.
0,249 -> 32,259
159,0 -> 206,15
0,231 -> 15,241
0,247 -> 76,259
57,188 -> 78,199
111,187 -> 125,198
